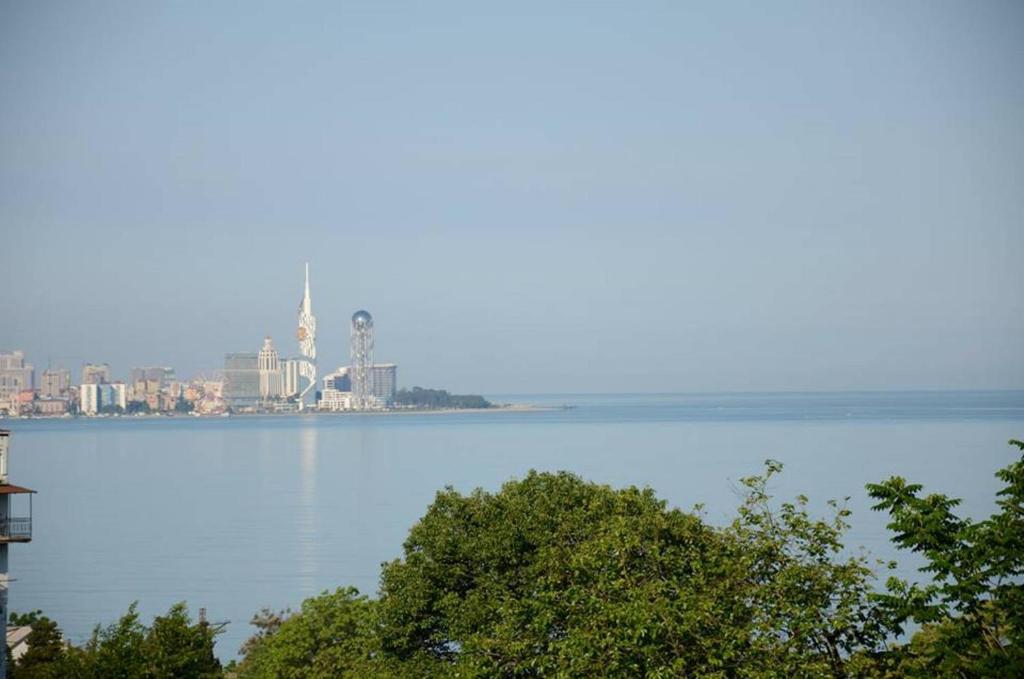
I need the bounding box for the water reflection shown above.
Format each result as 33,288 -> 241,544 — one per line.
297,424 -> 318,593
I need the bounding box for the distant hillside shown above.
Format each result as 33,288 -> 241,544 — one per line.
394,387 -> 493,409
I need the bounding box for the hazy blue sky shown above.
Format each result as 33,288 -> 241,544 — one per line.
1,1 -> 1021,393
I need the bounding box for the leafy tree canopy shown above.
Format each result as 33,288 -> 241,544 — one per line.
394,387 -> 492,410
864,439 -> 1024,676
8,602 -> 221,679
15,441 -> 1024,678
240,466 -> 901,677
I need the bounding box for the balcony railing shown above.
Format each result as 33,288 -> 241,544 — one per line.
0,517 -> 32,540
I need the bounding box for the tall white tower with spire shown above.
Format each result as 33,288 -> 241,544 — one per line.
296,263 -> 317,410
258,336 -> 283,401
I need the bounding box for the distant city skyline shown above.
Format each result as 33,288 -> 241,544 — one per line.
1,2 -> 1022,392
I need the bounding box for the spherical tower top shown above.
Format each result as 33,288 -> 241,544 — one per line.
352,310 -> 373,326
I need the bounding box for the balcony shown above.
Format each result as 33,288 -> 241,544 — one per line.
0,483 -> 35,543
0,517 -> 31,542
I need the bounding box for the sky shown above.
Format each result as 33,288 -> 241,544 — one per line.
1,1 -> 1022,393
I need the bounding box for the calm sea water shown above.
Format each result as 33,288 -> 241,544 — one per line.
5,390 -> 1023,659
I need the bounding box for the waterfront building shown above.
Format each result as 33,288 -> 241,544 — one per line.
0,351 -> 34,403
80,383 -> 127,414
319,367 -> 354,411
258,337 -> 283,401
34,399 -> 68,416
79,383 -> 99,415
40,368 -> 71,398
323,366 -> 351,392
183,384 -> 203,403
350,310 -> 375,410
203,380 -> 224,399
129,367 -> 174,404
370,363 -> 398,405
193,380 -> 227,415
224,353 -> 260,410
296,263 -> 317,410
110,382 -> 128,410
81,363 -> 110,385
0,430 -> 36,679
130,367 -> 175,385
281,358 -> 300,398
318,387 -> 353,411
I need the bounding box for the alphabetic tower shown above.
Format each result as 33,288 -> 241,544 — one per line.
351,310 -> 375,410
0,430 -> 36,679
296,263 -> 317,410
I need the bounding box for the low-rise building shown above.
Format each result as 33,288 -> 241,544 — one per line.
34,399 -> 69,416
318,388 -> 353,411
6,625 -> 33,663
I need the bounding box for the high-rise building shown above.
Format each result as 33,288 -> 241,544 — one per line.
370,363 -> 398,405
258,337 -> 283,401
79,383 -> 99,415
0,352 -> 34,402
224,353 -> 260,410
129,366 -> 174,405
81,363 -> 110,385
323,366 -> 352,392
110,383 -> 127,411
39,369 -> 71,398
296,263 -> 317,409
130,367 -> 175,384
281,358 -> 300,398
79,382 -> 126,414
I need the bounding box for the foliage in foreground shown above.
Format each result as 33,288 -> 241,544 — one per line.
233,440 -> 1023,677
863,438 -> 1024,676
9,603 -> 220,679
13,440 -> 1023,678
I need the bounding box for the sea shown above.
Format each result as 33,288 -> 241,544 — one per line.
4,390 -> 1023,660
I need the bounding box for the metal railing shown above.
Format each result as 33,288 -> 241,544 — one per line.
0,517 -> 32,539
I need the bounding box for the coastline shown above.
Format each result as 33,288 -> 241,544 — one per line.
0,403 -> 561,421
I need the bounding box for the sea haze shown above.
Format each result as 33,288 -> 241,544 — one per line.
6,390 -> 1023,659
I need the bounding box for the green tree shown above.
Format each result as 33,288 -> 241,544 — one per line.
235,588 -> 379,679
10,614 -> 66,679
723,460 -> 895,676
866,439 -> 1024,677
370,468 -> 891,677
394,387 -> 493,409
126,401 -> 151,415
142,603 -> 221,678
82,602 -> 147,678
9,611 -> 45,626
11,602 -> 222,679
237,608 -> 289,660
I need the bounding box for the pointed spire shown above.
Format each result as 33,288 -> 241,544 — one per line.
303,262 -> 312,314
